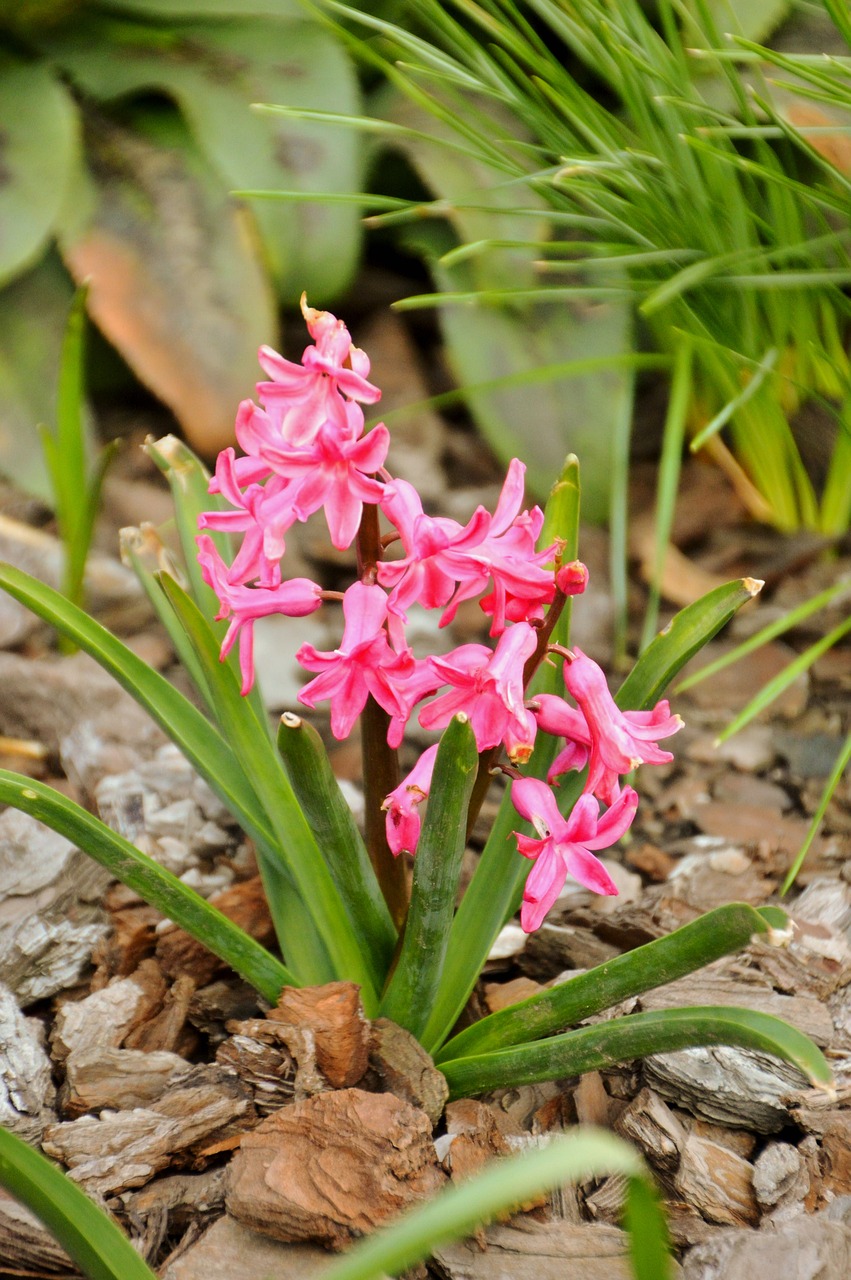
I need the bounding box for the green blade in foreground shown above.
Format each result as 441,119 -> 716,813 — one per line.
277,713 -> 397,986
439,1006 -> 834,1099
0,1127 -> 157,1280
0,770 -> 292,1004
436,902 -> 782,1063
318,1128 -> 653,1280
380,716 -> 478,1038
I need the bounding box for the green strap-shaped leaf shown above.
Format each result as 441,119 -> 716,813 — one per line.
277,713 -> 397,986
158,574 -> 379,1008
380,716 -> 478,1036
436,902 -> 781,1063
616,577 -> 764,710
0,770 -> 292,1003
318,1127 -> 651,1280
0,1127 -> 158,1280
439,1005 -> 834,1099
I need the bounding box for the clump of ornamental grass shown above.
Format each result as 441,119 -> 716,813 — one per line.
0,297 -> 833,1278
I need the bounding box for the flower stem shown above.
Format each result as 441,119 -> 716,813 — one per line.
357,502 -> 409,927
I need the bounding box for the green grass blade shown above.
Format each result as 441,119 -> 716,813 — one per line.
380,716 -> 478,1036
674,578 -> 850,694
0,1127 -> 158,1280
616,577 -> 764,710
277,713 -> 397,986
0,770 -> 292,1003
157,574 -> 379,1007
640,337 -> 692,650
624,1173 -> 674,1280
717,613 -> 851,744
318,1128 -> 649,1280
440,1006 -> 834,1098
781,730 -> 851,895
436,902 -> 780,1063
52,283 -> 89,596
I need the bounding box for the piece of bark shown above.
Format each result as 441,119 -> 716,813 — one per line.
157,878 -> 275,987
674,1133 -> 758,1226
366,1017 -> 449,1125
431,1219 -> 657,1280
161,1213 -> 390,1280
60,1045 -> 191,1116
226,1088 -> 445,1249
269,982 -> 369,1088
51,959 -> 167,1064
217,1018 -> 326,1108
584,1174 -> 629,1225
123,1167 -> 228,1263
483,976 -> 544,1014
188,979 -> 261,1041
681,1208 -> 851,1280
573,1071 -> 611,1128
124,974 -> 197,1055
644,1045 -> 811,1133
790,1111 -> 851,1209
439,1099 -> 511,1182
614,1087 -> 686,1174
90,899 -> 161,986
43,1065 -> 255,1195
688,1118 -> 756,1160
0,984 -> 56,1141
640,973 -> 834,1047
520,923 -> 620,976
752,1142 -> 808,1218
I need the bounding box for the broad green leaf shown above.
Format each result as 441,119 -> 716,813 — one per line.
0,1127 -> 157,1280
436,902 -> 781,1063
440,1006 -> 834,1098
380,716 -> 478,1038
46,14 -> 363,300
58,106 -> 276,456
0,253 -> 76,499
0,62 -> 80,286
277,713 -> 397,985
0,770 -> 292,1002
157,574 -> 380,1008
616,577 -> 764,710
319,1128 -> 650,1280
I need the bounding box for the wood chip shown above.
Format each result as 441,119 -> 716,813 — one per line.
156,878 -> 275,987
43,1065 -> 255,1194
60,1045 -> 191,1116
681,1208 -> 851,1279
217,1017 -> 326,1107
614,1087 -> 686,1173
432,1219 -> 649,1280
644,1045 -> 810,1134
674,1133 -> 758,1226
366,1017 -> 449,1126
226,1088 -> 445,1249
0,984 -> 56,1141
269,982 -> 369,1088
51,959 -> 167,1064
0,1188 -> 77,1277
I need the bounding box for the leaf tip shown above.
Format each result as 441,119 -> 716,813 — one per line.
280,711 -> 303,729
744,577 -> 764,598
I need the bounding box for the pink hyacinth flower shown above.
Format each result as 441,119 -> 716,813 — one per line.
378,460 -> 558,635
255,295 -> 381,446
197,535 -> 324,695
382,744 -> 439,857
297,582 -> 434,743
563,648 -> 683,804
511,776 -> 637,932
419,621 -> 538,762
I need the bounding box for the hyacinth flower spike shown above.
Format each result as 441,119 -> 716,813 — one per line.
382,743 -> 439,857
511,776 -> 638,932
